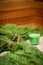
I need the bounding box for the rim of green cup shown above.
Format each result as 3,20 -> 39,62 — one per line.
29,33 -> 40,38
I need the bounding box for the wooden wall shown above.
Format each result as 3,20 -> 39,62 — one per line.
0,1 -> 43,29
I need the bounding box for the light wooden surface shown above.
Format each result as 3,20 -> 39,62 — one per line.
36,37 -> 43,52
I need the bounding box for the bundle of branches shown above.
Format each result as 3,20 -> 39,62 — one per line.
0,35 -> 16,53
0,24 -> 17,52
0,24 -> 43,53
0,43 -> 43,65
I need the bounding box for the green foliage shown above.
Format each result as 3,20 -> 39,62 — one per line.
0,24 -> 17,52
0,35 -> 15,52
0,24 -> 43,53
0,43 -> 43,65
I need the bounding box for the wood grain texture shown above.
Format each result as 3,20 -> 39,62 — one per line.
0,0 -> 26,2
0,16 -> 43,29
0,9 -> 43,20
0,2 -> 43,11
0,0 -> 43,2
0,1 -> 43,29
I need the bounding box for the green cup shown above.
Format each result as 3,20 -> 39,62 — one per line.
29,33 -> 40,45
